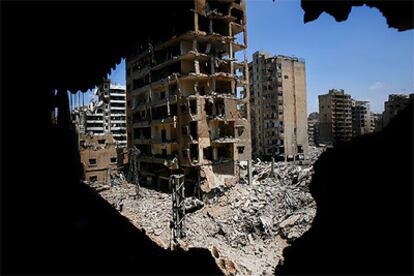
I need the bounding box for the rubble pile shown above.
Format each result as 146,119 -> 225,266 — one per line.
93,146 -> 325,275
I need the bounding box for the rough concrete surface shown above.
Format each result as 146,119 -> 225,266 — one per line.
94,146 -> 325,275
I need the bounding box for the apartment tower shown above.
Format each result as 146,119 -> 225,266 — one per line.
318,89 -> 352,145
248,51 -> 308,159
351,100 -> 373,137
125,0 -> 250,195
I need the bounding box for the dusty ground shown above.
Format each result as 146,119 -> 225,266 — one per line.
96,146 -> 325,275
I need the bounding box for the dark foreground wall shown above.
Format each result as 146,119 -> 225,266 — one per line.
276,102 -> 413,275
1,126 -> 222,275
1,1 -> 412,275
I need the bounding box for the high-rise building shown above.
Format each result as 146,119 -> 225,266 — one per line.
383,93 -> 414,127
307,112 -> 319,146
125,0 -> 250,194
72,79 -> 127,147
318,89 -> 352,145
372,112 -> 383,132
248,51 -> 308,159
351,100 -> 373,137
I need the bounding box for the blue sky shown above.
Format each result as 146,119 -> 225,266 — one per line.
80,0 -> 413,114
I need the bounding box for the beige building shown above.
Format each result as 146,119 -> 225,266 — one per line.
318,89 -> 352,145
307,112 -> 319,146
125,0 -> 251,195
351,100 -> 373,137
80,134 -> 119,183
248,51 -> 308,160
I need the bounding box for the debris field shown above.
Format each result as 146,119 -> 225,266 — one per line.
95,146 -> 325,275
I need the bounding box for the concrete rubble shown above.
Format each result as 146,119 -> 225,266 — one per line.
91,146 -> 325,275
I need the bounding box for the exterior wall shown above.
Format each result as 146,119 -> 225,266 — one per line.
372,113 -> 383,132
318,94 -> 332,144
383,93 -> 414,127
319,89 -> 353,145
249,52 -> 308,159
125,0 -> 250,194
80,134 -> 118,182
280,57 -> 308,157
352,100 -> 373,137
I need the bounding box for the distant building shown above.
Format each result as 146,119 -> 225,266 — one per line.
372,112 -> 383,132
383,93 -> 414,127
80,134 -> 119,183
307,112 -> 319,146
248,51 -> 308,160
72,79 -> 127,147
318,89 -> 353,145
352,100 -> 373,137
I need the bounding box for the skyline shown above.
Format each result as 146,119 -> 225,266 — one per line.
97,0 -> 414,114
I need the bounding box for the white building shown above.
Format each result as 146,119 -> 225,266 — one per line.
72,79 -> 127,147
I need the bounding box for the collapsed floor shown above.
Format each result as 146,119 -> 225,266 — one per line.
94,146 -> 325,275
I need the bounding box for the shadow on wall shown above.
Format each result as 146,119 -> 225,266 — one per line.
276,101 -> 413,275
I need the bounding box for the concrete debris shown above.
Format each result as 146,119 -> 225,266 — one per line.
184,196 -> 204,213
92,146 -> 325,276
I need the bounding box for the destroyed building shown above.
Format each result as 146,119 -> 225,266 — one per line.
383,93 -> 414,127
351,100 -> 374,137
79,133 -> 119,183
72,79 -> 127,147
318,89 -> 353,145
248,51 -> 308,160
125,0 -> 251,195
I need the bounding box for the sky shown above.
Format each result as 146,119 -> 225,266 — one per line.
78,0 -> 414,114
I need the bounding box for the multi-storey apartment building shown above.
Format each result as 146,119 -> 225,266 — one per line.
318,89 -> 352,145
248,51 -> 308,160
125,0 -> 251,195
72,79 -> 127,147
372,112 -> 383,132
307,112 -> 319,146
351,100 -> 373,137
383,93 -> 414,127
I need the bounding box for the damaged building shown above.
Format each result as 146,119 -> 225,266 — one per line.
248,51 -> 309,160
72,79 -> 127,148
79,133 -> 119,183
125,0 -> 251,195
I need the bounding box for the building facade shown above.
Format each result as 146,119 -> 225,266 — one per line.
372,112 -> 383,132
72,79 -> 127,147
125,0 -> 251,195
248,51 -> 308,159
80,134 -> 119,183
383,93 -> 414,127
351,100 -> 373,137
318,89 -> 353,145
307,112 -> 319,146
